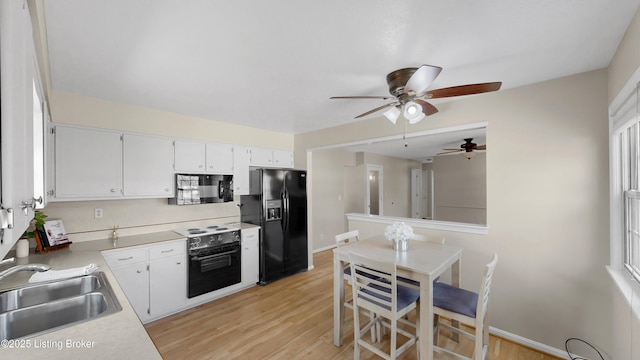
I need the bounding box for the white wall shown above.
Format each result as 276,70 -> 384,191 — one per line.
296,68 -> 611,355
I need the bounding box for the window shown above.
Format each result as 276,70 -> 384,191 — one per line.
613,82 -> 640,282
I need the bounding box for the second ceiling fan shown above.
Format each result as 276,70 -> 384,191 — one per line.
330,64 -> 501,124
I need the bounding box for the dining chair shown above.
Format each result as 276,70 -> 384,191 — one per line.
335,230 -> 378,341
433,253 -> 498,360
348,252 -> 420,360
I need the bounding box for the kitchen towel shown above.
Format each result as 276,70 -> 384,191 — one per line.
28,263 -> 99,283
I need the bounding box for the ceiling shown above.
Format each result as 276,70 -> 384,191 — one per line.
43,1 -> 640,158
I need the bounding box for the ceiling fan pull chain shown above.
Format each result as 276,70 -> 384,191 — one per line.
403,119 -> 408,147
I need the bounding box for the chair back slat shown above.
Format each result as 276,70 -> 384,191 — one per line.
476,253 -> 498,318
349,253 -> 397,314
335,230 -> 359,247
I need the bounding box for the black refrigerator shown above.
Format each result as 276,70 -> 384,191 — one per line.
240,168 -> 308,285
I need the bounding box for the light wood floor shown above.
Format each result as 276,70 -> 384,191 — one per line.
145,249 -> 562,360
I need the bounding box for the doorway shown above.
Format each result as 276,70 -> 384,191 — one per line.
366,164 -> 383,215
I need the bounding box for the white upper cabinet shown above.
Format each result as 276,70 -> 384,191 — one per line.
54,126 -> 123,199
249,148 -> 293,168
174,139 -> 234,174
206,143 -> 234,174
123,134 -> 174,197
233,146 -> 251,195
272,150 -> 294,168
249,148 -> 274,166
174,140 -> 205,172
0,0 -> 36,258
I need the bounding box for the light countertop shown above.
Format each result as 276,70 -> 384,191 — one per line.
0,230 -> 187,360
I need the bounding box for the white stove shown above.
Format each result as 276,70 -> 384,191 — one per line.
173,223 -> 240,238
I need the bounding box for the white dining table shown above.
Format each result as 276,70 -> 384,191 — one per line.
333,235 -> 462,360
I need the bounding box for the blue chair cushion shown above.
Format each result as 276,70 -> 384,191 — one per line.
359,282 -> 420,311
432,282 -> 478,318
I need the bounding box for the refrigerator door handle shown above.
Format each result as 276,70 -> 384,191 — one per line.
282,188 -> 289,232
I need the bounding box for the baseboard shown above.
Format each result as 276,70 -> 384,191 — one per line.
314,243 -> 337,253
490,326 -> 572,359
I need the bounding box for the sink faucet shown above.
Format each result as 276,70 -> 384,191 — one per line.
0,257 -> 51,280
0,257 -> 16,267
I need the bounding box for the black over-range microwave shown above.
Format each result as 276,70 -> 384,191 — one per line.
168,174 -> 233,205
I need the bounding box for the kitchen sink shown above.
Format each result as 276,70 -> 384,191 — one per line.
0,274 -> 101,312
0,272 -> 122,340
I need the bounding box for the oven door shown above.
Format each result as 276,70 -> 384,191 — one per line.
188,244 -> 241,298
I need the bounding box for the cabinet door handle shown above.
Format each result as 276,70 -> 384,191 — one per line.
110,189 -> 116,193
136,269 -> 142,273
118,256 -> 133,261
176,261 -> 181,265
161,249 -> 174,253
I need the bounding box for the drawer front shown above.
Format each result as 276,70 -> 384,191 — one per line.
103,248 -> 148,268
242,228 -> 259,243
149,241 -> 186,260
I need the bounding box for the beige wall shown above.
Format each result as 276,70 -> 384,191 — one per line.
310,148 -> 421,250
297,68 -> 611,354
433,152 -> 486,224
45,91 -> 294,241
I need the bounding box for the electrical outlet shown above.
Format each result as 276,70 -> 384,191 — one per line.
94,208 -> 103,219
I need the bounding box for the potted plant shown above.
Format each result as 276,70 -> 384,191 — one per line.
22,210 -> 48,240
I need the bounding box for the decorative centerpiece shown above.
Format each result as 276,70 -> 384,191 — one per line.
384,221 -> 413,251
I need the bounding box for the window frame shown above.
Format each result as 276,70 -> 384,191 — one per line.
610,77 -> 640,284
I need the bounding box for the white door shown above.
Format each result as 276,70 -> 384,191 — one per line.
366,164 -> 383,215
0,1 -> 36,258
411,168 -> 422,218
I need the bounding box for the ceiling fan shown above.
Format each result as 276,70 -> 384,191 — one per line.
330,65 -> 501,124
437,138 -> 486,159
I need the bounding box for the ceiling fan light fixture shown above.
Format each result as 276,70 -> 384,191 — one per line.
462,151 -> 476,159
403,101 -> 425,124
383,106 -> 401,124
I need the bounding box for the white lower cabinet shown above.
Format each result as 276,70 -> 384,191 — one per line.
241,227 -> 259,286
103,240 -> 186,323
111,261 -> 150,321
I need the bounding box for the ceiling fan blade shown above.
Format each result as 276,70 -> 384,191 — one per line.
330,95 -> 395,100
475,144 -> 486,150
424,82 -> 502,99
354,102 -> 397,119
442,148 -> 462,151
414,99 -> 439,116
436,150 -> 462,155
404,65 -> 442,94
